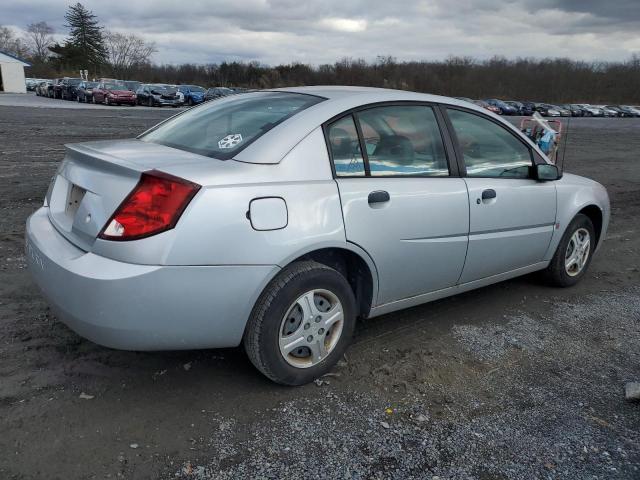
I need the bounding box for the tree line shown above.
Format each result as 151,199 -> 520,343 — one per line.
1,2 -> 639,103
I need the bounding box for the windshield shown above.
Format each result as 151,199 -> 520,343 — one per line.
151,85 -> 176,94
104,83 -> 123,90
140,92 -> 324,159
85,82 -> 98,88
189,86 -> 205,93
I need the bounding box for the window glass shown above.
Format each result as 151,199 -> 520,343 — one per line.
328,115 -> 365,176
356,106 -> 449,176
447,109 -> 532,178
141,92 -> 324,159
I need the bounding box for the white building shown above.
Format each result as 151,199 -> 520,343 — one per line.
0,51 -> 30,93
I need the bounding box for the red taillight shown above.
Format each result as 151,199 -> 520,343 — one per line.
99,170 -> 200,241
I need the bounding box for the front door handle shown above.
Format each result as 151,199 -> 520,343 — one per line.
368,190 -> 390,204
481,189 -> 497,200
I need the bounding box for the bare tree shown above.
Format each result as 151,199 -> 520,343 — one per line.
0,25 -> 30,58
105,31 -> 156,77
26,22 -> 55,62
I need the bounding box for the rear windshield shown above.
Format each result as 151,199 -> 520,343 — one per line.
140,92 -> 324,159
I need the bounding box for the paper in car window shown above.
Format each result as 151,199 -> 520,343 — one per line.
218,134 -> 243,149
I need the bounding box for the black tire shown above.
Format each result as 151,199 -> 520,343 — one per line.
105,96 -> 110,106
243,261 -> 357,386
148,97 -> 153,107
543,214 -> 595,287
187,97 -> 193,107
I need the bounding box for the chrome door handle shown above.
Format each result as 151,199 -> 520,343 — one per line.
368,190 -> 390,204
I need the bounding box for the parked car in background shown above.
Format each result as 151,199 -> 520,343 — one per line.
485,99 -> 518,115
25,87 -> 610,385
204,87 -> 235,102
472,99 -> 500,114
122,80 -> 142,94
136,84 -> 183,107
177,85 -> 207,106
60,78 -> 83,101
554,105 -> 571,117
534,103 -> 561,117
25,78 -> 41,91
76,81 -> 99,103
35,80 -> 51,97
557,104 -> 584,117
505,101 -> 533,116
604,105 -> 636,117
620,105 -> 640,117
576,104 -> 604,117
593,105 -> 618,117
92,82 -> 137,105
52,78 -> 66,99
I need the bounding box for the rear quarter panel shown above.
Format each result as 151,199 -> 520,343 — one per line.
166,127 -> 349,266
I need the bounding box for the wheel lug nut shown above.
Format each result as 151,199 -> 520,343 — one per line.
304,323 -> 310,330
307,335 -> 313,342
318,328 -> 325,335
315,316 -> 321,323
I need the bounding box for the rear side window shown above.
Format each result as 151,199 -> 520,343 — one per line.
328,115 -> 366,177
356,105 -> 448,176
141,92 -> 324,159
447,109 -> 532,178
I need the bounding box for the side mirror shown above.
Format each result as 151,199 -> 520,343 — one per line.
535,163 -> 561,181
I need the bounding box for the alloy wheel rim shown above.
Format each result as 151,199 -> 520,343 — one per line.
278,289 -> 344,368
565,228 -> 591,277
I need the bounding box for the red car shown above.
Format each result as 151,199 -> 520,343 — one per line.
472,99 -> 501,114
92,82 -> 137,106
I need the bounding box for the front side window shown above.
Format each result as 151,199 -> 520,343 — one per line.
141,92 -> 324,159
328,115 -> 365,177
356,105 -> 448,176
447,109 -> 532,178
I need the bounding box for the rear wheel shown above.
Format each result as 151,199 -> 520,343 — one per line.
543,214 -> 595,287
244,261 -> 356,385
148,97 -> 153,107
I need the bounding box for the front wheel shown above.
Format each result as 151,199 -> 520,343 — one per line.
543,214 -> 595,287
243,261 -> 357,385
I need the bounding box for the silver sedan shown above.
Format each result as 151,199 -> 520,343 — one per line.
26,87 -> 610,385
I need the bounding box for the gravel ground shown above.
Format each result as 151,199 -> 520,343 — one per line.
0,100 -> 639,479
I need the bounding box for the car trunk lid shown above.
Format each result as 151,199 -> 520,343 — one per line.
47,139 -> 210,251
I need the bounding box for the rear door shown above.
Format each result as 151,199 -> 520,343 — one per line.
443,107 -> 556,283
328,104 -> 469,305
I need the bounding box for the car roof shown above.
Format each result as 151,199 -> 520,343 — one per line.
231,86 -> 549,164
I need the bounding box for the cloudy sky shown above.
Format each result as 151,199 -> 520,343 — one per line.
3,0 -> 640,65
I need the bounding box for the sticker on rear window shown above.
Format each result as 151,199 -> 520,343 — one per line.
218,134 -> 243,149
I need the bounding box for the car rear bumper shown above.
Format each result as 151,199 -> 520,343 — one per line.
26,207 -> 279,351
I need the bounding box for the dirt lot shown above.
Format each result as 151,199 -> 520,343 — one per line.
0,102 -> 639,479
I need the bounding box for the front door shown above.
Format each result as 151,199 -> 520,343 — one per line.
445,107 -> 557,283
327,105 -> 470,305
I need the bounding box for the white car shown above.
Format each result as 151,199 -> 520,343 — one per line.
26,87 -> 610,385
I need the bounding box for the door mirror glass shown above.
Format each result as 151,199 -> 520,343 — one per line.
535,163 -> 560,181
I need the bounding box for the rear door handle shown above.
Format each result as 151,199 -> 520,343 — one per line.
368,190 -> 390,204
481,189 -> 496,200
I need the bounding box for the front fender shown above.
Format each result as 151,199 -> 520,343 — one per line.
543,174 -> 610,260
